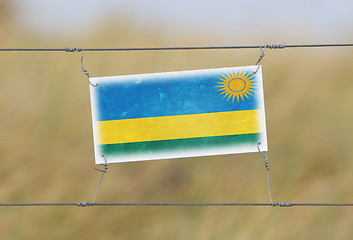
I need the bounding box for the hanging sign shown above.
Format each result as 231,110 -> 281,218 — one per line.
90,66 -> 267,164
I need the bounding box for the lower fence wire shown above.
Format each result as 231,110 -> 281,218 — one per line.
0,203 -> 353,207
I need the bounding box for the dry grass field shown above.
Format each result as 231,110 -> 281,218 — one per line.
1,9 -> 353,239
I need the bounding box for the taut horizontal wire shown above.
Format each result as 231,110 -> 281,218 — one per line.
1,202 -> 353,207
0,43 -> 353,52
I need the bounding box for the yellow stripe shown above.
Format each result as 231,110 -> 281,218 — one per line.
96,110 -> 260,145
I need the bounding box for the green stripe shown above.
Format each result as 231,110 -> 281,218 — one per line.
98,133 -> 260,157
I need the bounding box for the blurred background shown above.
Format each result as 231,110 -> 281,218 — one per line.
1,0 -> 353,239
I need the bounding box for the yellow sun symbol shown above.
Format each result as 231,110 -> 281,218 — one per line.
216,70 -> 256,102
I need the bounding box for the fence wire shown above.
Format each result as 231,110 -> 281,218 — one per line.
0,43 -> 352,52
1,202 -> 353,207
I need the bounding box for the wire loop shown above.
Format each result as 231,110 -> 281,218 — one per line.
253,46 -> 267,75
80,49 -> 98,87
253,43 -> 285,75
92,154 -> 108,206
257,142 -> 274,206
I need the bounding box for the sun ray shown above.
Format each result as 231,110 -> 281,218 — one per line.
243,92 -> 249,99
244,72 -> 251,78
222,92 -> 229,98
215,69 -> 257,102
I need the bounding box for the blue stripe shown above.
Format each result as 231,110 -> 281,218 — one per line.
94,68 -> 258,121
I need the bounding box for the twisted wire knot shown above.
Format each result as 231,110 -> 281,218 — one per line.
81,64 -> 91,79
79,49 -> 98,87
266,44 -> 286,49
264,158 -> 269,169
253,43 -> 285,74
76,202 -> 92,207
65,47 -> 82,52
255,50 -> 266,66
273,202 -> 294,207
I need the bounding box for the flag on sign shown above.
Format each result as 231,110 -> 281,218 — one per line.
89,66 -> 267,164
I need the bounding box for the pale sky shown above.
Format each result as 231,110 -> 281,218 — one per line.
10,0 -> 353,43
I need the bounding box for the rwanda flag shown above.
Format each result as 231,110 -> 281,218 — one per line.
90,66 -> 267,164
